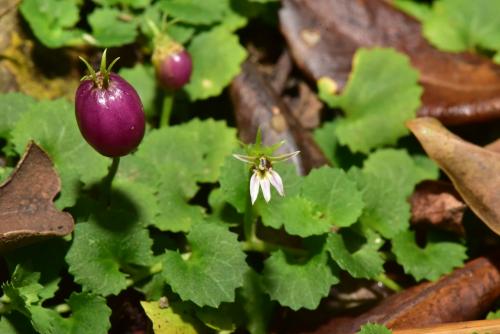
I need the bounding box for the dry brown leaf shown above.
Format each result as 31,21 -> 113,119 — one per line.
0,142 -> 74,252
392,319 -> 500,334
407,117 -> 500,235
279,0 -> 500,125
311,256 -> 500,334
410,181 -> 466,235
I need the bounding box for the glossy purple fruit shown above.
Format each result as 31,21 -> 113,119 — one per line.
75,72 -> 145,157
153,40 -> 192,90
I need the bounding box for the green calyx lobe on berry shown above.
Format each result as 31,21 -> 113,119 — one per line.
79,49 -> 120,90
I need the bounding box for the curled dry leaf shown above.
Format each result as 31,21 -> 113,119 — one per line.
410,181 -> 466,235
313,256 -> 500,334
279,0 -> 500,125
0,141 -> 74,252
392,319 -> 500,334
230,59 -> 329,174
407,117 -> 500,235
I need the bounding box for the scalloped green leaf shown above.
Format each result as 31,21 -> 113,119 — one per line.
239,269 -> 273,334
134,119 -> 236,231
162,221 -> 248,307
185,28 -> 247,100
422,0 -> 500,53
392,230 -> 467,281
348,168 -> 410,239
0,93 -> 36,140
88,8 -> 138,47
259,167 -> 363,237
347,149 -> 438,239
322,48 -> 422,153
158,0 -> 227,24
261,248 -> 338,310
326,228 -> 384,279
19,0 -> 84,48
93,0 -> 150,8
362,149 -> 439,196
66,209 -> 153,295
29,292 -> 111,334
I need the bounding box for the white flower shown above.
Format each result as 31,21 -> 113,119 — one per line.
233,151 -> 299,205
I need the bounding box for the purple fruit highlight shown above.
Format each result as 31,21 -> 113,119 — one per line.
156,49 -> 192,90
75,73 -> 145,157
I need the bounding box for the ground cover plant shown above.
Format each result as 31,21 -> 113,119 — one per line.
0,0 -> 499,333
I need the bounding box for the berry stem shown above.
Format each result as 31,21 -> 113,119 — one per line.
101,157 -> 121,205
159,91 -> 175,127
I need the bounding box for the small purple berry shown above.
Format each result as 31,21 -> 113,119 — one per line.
75,51 -> 145,157
152,38 -> 192,90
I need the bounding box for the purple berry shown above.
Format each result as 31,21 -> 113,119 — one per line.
75,52 -> 145,157
153,39 -> 192,90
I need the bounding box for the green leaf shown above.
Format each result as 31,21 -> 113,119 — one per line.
348,168 -> 410,239
155,169 -> 205,232
217,0 -> 249,32
2,265 -> 43,315
119,64 -> 157,119
392,230 -> 467,281
88,8 -> 138,47
313,120 -> 339,165
141,301 -> 202,334
0,167 -> 13,184
185,28 -> 247,100
487,309 -> 500,320
313,120 -> 363,169
393,0 -> 431,21
326,48 -> 422,153
422,0 -> 500,53
29,292 -> 111,334
93,0 -> 150,9
362,149 -> 438,196
239,269 -> 273,334
0,93 -> 36,140
219,154 -> 251,213
168,24 -> 196,44
162,221 -> 248,307
347,149 -> 437,239
0,312 -> 36,334
262,247 -> 339,310
159,0 -> 227,24
0,269 -> 108,334
326,227 -> 384,279
6,240 -> 68,303
357,323 -> 393,334
195,303 -> 244,332
111,178 -> 160,227
19,0 -> 83,48
66,209 -> 154,295
300,167 -> 364,228
10,98 -> 110,208
259,167 -> 363,237
135,119 -> 237,232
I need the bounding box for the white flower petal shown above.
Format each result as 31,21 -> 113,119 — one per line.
260,176 -> 271,202
250,172 -> 260,205
233,154 -> 255,164
269,169 -> 284,196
